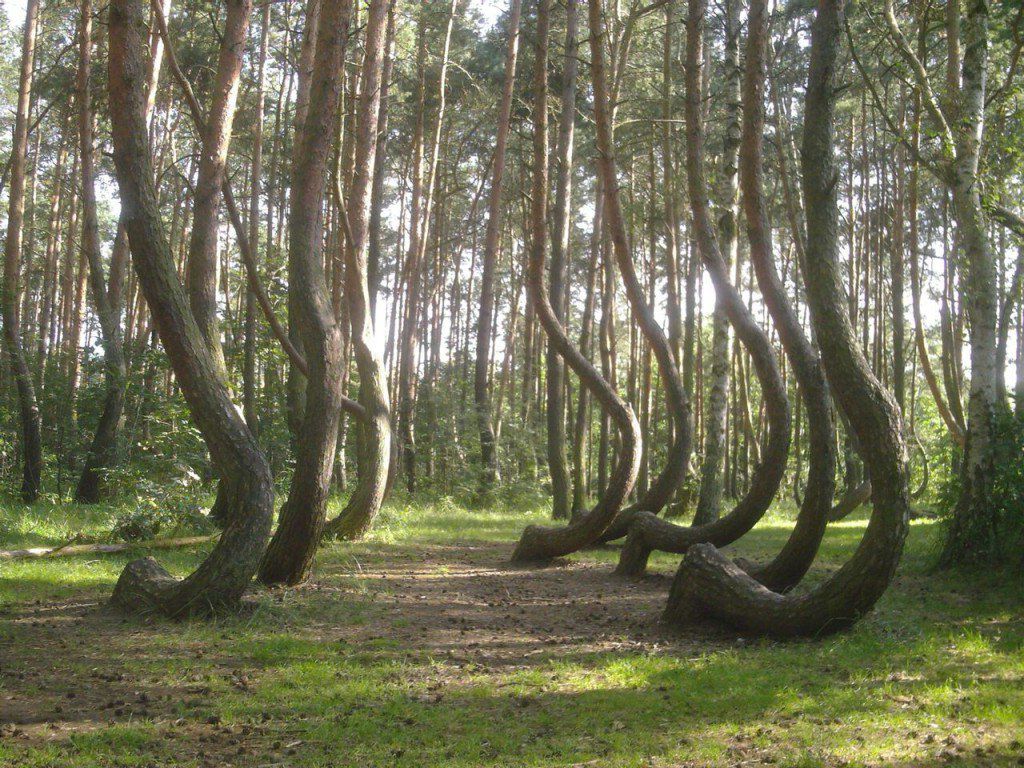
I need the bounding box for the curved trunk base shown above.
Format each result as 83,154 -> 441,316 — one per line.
829,480 -> 871,522
110,476 -> 273,618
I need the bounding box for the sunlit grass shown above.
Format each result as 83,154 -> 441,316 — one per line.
1,493 -> 1022,767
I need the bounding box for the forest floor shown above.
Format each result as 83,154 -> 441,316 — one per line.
0,494 -> 1022,768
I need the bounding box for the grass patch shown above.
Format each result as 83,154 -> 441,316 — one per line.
0,494 -> 1022,767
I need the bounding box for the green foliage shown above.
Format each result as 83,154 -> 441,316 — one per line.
939,411 -> 1024,568
107,491 -> 214,542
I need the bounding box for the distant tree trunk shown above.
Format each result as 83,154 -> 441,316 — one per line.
2,0 -> 43,503
243,2 -> 271,437
511,0 -> 641,563
323,0 -> 392,541
664,0 -> 909,636
570,186 -> 603,518
545,0 -> 576,518
367,2 -> 396,312
397,4 -> 456,492
259,0 -> 352,586
185,0 -> 252,374
694,0 -> 741,526
616,0 -> 790,578
107,0 -> 274,616
475,0 -> 523,492
75,0 -> 128,503
591,0 -> 693,545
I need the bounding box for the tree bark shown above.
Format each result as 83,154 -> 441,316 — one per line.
107,0 -> 274,616
694,0 -> 740,527
545,0 -> 575,518
511,0 -> 641,564
941,0 -> 999,566
735,0 -> 836,592
322,0 -> 393,541
242,1 -> 271,438
184,0 -> 252,374
475,0 -> 523,492
615,0 -> 790,578
75,0 -> 129,504
664,0 -> 909,637
258,0 -> 352,586
2,0 -> 43,503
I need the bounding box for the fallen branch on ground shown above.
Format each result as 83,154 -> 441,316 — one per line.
0,534 -> 217,561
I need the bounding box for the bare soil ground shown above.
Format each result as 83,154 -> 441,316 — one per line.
0,541 -> 711,765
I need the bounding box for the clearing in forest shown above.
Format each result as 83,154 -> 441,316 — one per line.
1,498 -> 1022,767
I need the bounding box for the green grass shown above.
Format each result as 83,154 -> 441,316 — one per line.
1,493 -> 1022,767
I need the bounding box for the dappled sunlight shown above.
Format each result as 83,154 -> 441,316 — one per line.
1,500 -> 1021,767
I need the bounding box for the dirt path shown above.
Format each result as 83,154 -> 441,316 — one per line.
0,540 -> 709,765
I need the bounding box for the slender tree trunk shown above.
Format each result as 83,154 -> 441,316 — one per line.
942,0 -> 999,565
367,2 -> 396,312
475,0 -> 523,491
323,0 -> 392,541
2,0 -> 43,503
107,0 -> 274,616
259,0 -> 352,586
735,0 -> 835,591
185,0 -> 253,374
694,0 -> 740,526
75,0 -> 128,503
511,0 -> 641,563
243,2 -> 271,437
545,0 -> 576,518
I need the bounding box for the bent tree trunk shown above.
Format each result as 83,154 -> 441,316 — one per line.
615,0 -> 791,578
595,0 -> 693,544
586,0 -> 692,539
474,0 -> 523,492
736,0 -> 836,592
511,0 -> 641,563
107,0 -> 274,616
663,0 -> 909,637
183,0 -> 252,526
322,0 -> 393,542
76,0 -> 127,504
546,0 -> 575,519
3,0 -> 43,504
258,0 -> 351,586
828,479 -> 871,522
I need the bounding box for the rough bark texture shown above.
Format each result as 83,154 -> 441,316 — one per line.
322,0 -> 393,542
615,0 -> 790,578
511,0 -> 641,564
258,0 -> 350,586
185,0 -> 252,374
474,0 -> 523,491
663,0 -> 910,637
941,0 -> 999,566
2,0 -> 43,504
76,0 -> 128,504
736,0 -> 836,592
546,0 -> 575,519
107,0 -> 274,617
694,0 -> 741,526
593,0 -> 696,544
